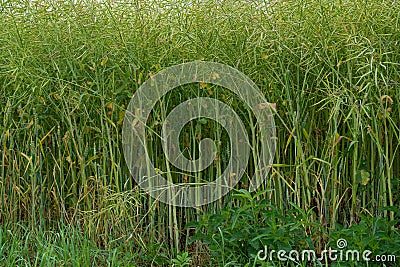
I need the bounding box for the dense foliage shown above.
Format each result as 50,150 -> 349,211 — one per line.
0,0 -> 399,265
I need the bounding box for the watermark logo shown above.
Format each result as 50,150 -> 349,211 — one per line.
257,238 -> 397,264
336,238 -> 347,249
122,61 -> 276,207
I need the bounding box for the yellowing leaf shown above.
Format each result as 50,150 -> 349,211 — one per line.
256,103 -> 269,110
154,168 -> 164,174
100,55 -> 108,66
270,103 -> 277,112
66,156 -> 73,164
118,110 -> 125,126
212,72 -> 220,80
52,93 -> 62,100
360,170 -> 370,186
26,119 -> 34,129
381,95 -> 393,105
